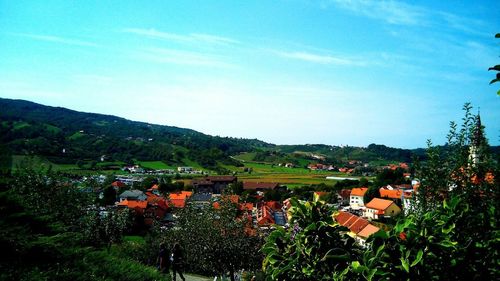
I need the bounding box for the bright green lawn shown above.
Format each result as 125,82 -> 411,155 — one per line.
137,161 -> 174,170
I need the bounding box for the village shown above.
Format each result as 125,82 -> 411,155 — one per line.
93,160 -> 419,247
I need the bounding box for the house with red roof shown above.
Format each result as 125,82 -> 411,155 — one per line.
257,205 -> 275,226
334,211 -> 380,246
168,191 -> 193,208
111,181 -> 126,190
350,187 -> 368,210
117,199 -> 148,214
379,185 -> 414,212
364,198 -> 401,219
256,201 -> 286,227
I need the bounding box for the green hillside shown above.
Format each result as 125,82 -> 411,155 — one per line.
0,98 -> 271,171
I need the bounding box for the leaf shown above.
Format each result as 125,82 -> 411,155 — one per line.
442,223 -> 455,234
400,257 -> 410,273
491,78 -> 500,85
496,33 -> 500,38
351,261 -> 368,273
411,250 -> 423,267
488,65 -> 500,71
363,268 -> 377,281
438,240 -> 458,248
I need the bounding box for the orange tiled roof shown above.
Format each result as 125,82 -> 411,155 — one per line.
379,188 -> 404,199
365,198 -> 394,211
335,211 -> 356,225
169,199 -> 186,208
118,199 -> 147,209
350,187 -> 368,196
350,217 -> 370,234
169,191 -> 193,200
357,224 -> 380,238
335,211 -> 369,234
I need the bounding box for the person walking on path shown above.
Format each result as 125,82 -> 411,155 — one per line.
157,243 -> 171,274
172,243 -> 186,281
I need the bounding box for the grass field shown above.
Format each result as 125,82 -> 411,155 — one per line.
231,160 -> 361,187
137,161 -> 174,170
10,153 -> 365,187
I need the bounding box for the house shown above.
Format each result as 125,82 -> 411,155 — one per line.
147,184 -> 161,195
356,224 -> 381,246
168,191 -> 193,208
337,189 -> 351,206
334,211 -> 380,246
111,181 -> 126,190
379,185 -> 414,210
192,176 -> 237,194
145,192 -> 169,223
350,187 -> 368,210
364,198 -> 401,219
308,163 -> 334,171
119,190 -> 147,202
243,182 -> 280,192
177,167 -> 193,173
257,205 -> 275,226
189,193 -> 212,207
117,199 -> 148,214
256,201 -> 286,227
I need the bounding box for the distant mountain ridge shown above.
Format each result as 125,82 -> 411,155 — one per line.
2,97 -> 495,171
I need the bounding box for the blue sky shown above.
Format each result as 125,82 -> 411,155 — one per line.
0,0 -> 499,148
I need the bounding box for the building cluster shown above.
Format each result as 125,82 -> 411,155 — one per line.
108,176 -> 289,231
327,182 -> 418,244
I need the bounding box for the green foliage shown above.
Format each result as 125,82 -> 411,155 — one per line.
262,196 -> 360,280
488,33 -> 500,95
161,200 -> 263,277
80,207 -> 131,249
0,186 -> 169,281
262,104 -> 499,280
0,97 -> 269,170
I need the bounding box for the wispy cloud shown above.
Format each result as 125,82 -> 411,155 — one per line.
274,50 -> 364,66
324,0 -> 487,35
325,0 -> 426,26
10,33 -> 99,47
122,28 -> 239,45
134,47 -> 233,68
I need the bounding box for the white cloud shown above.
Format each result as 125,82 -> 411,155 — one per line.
10,33 -> 99,47
122,28 -> 239,45
275,50 -> 364,66
326,0 -> 426,26
325,0 -> 487,35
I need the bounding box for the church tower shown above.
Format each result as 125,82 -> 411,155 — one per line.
469,113 -> 484,166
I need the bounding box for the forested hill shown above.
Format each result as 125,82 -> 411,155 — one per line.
0,98 -> 270,169
2,98 -> 495,171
